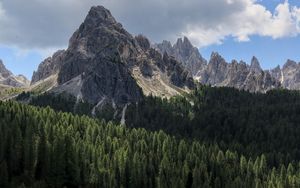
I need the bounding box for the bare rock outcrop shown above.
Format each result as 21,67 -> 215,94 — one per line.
32,6 -> 195,106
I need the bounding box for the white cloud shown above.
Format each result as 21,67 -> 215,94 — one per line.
263,1 -> 298,38
184,0 -> 300,47
0,3 -> 4,17
0,0 -> 299,50
292,6 -> 300,30
0,2 -> 8,27
0,0 -> 96,49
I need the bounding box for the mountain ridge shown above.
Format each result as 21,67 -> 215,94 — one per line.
0,59 -> 30,88
154,37 -> 207,76
155,38 -> 300,92
4,5 -> 300,100
30,6 -> 195,107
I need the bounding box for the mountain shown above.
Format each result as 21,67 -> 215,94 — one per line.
270,59 -> 300,90
28,7 -> 300,97
196,53 -> 280,92
3,98 -> 300,187
0,59 -> 30,88
154,37 -> 207,76
156,38 -> 283,92
31,6 -> 194,107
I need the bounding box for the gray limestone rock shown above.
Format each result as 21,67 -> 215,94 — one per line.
0,59 -> 29,87
156,37 -> 283,93
155,37 -> 207,76
195,52 -> 280,93
31,50 -> 65,84
31,6 -> 195,106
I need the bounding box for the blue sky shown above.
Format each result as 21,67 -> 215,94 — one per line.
0,0 -> 300,79
0,45 -> 43,77
201,35 -> 300,70
201,0 -> 300,69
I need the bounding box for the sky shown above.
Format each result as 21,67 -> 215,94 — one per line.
0,0 -> 300,79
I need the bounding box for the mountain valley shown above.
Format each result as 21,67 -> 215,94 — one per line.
1,4 -> 300,188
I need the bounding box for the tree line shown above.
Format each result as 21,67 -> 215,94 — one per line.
126,86 -> 300,167
1,100 -> 300,187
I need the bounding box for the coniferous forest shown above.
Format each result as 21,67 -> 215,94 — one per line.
2,86 -> 300,187
3,1 -> 300,187
126,86 -> 300,166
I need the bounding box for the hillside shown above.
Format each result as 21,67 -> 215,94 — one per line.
126,86 -> 300,164
155,38 -> 300,92
1,100 -> 300,187
3,3 -> 300,188
30,6 -> 194,109
0,60 -> 29,88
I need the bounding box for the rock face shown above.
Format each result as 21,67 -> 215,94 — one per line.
197,52 -> 300,92
0,59 -> 29,87
271,60 -> 300,90
31,50 -> 65,84
32,6 -> 300,99
156,37 -> 287,92
196,53 -> 280,92
154,37 -> 207,76
32,6 -> 194,106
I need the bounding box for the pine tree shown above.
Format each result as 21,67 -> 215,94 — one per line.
64,134 -> 79,186
158,156 -> 172,188
23,124 -> 36,180
35,125 -> 48,180
0,161 -> 9,187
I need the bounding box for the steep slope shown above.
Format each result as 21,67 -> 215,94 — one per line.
271,59 -> 300,90
2,100 -> 300,187
154,37 -> 207,76
31,50 -> 65,85
31,6 -> 194,106
156,37 -> 283,93
197,53 -> 280,92
0,59 -> 30,88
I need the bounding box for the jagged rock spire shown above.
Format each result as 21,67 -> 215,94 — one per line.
250,56 -> 262,73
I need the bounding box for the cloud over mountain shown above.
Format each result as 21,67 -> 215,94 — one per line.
0,0 -> 299,49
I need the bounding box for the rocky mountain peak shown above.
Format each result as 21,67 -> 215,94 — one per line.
194,52 -> 281,93
162,40 -> 172,49
210,52 -> 226,63
135,35 -> 151,51
270,65 -> 282,83
176,38 -> 183,45
239,60 -> 247,65
174,37 -> 197,56
154,36 -> 207,76
31,5 -> 194,107
0,59 -> 5,68
60,5 -> 141,85
174,36 -> 193,49
283,59 -> 297,70
250,56 -> 262,73
183,36 -> 193,46
153,40 -> 173,55
231,60 -> 239,65
31,50 -> 65,85
0,59 -> 29,87
67,6 -> 132,57
156,38 -> 285,93
273,65 -> 281,71
0,59 -> 13,78
85,6 -> 118,27
279,59 -> 300,89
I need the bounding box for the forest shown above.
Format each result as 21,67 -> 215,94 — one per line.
16,92 -> 115,122
126,86 -> 300,167
2,86 -> 300,187
1,100 -> 300,187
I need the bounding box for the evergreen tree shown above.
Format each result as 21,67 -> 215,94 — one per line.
0,161 -> 9,188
